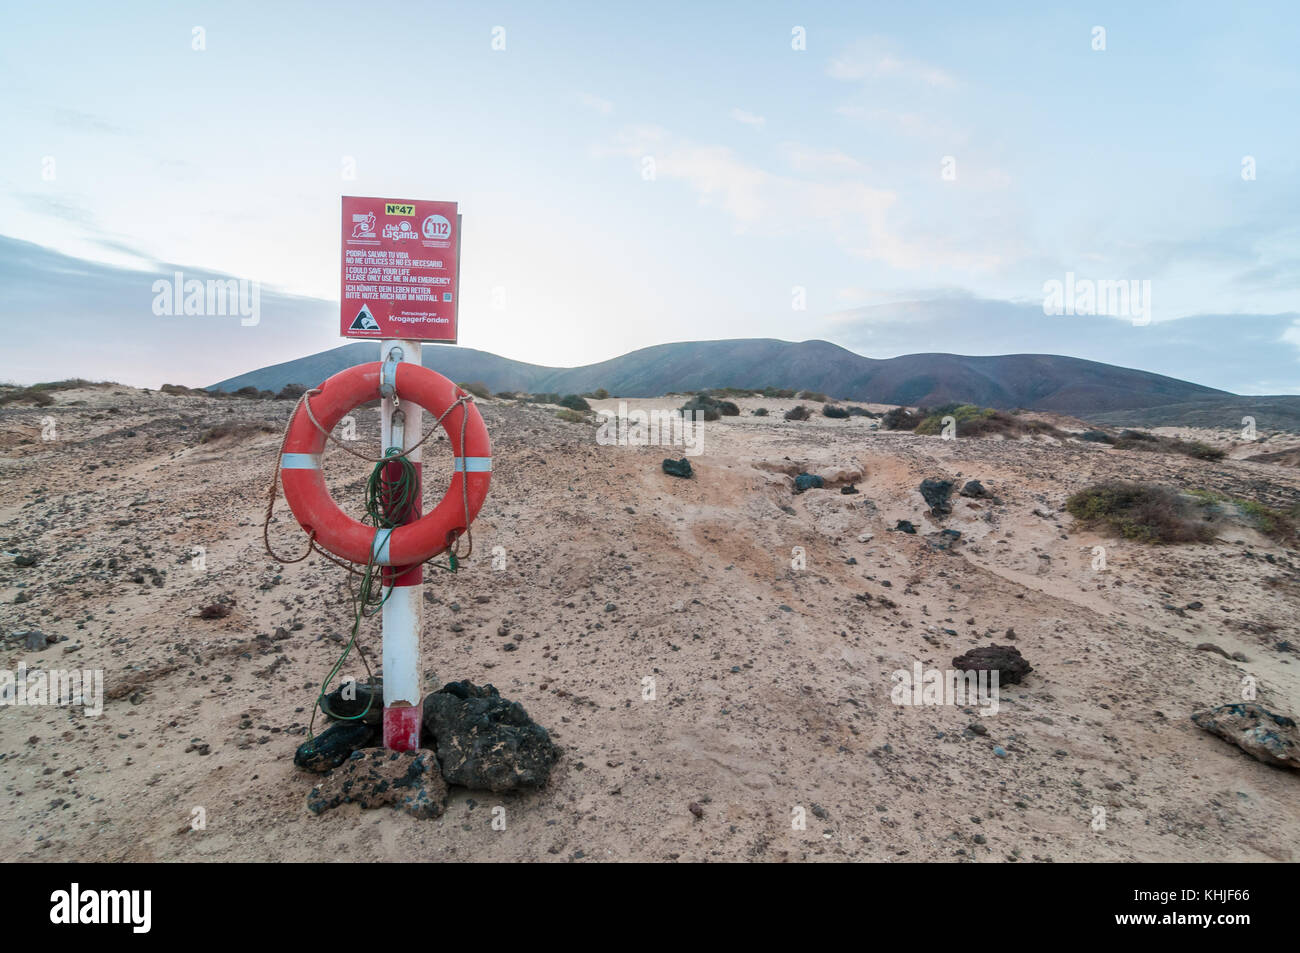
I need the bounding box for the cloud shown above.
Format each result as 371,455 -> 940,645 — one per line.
828,40 -> 957,88
780,143 -> 864,173
602,125 -> 1004,272
578,92 -> 614,114
730,108 -> 766,129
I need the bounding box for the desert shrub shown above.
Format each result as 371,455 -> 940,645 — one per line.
845,406 -> 876,417
1065,482 -> 1215,543
276,383 -> 307,400
198,421 -> 276,444
784,405 -> 811,421
0,387 -> 54,407
1078,430 -> 1116,444
494,391 -> 518,400
232,386 -> 261,398
591,388 -> 610,400
554,408 -> 587,424
681,393 -> 737,421
752,408 -> 769,417
1118,429 -> 1157,442
798,390 -> 828,403
881,407 -> 925,430
559,394 -> 591,411
1113,430 -> 1226,461
1185,489 -> 1299,542
527,392 -> 561,405
760,387 -> 796,399
458,381 -> 492,400
822,404 -> 850,419
914,403 -> 1063,439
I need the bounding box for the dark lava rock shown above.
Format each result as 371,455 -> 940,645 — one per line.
895,520 -> 917,534
13,554 -> 38,568
929,528 -> 962,552
22,631 -> 53,652
198,603 -> 231,620
919,478 -> 955,516
794,473 -> 824,493
662,458 -> 693,479
959,480 -> 991,499
1191,703 -> 1299,770
294,722 -> 377,773
422,681 -> 559,791
840,484 -> 860,495
951,644 -> 1033,685
307,748 -> 448,818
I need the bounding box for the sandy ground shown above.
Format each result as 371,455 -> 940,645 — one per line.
1,387 -> 1298,862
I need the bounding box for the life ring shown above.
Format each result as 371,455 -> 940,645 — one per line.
279,362 -> 491,566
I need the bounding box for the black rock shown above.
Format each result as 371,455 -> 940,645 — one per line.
662,458 -> 693,479
13,554 -> 37,568
959,480 -> 990,499
895,520 -> 917,534
306,748 -> 448,818
293,722 -> 377,773
840,484 -> 860,495
951,644 -> 1033,685
794,473 -> 824,493
22,631 -> 52,652
422,681 -> 559,791
919,478 -> 955,516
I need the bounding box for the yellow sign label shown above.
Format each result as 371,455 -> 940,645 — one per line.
385,203 -> 415,216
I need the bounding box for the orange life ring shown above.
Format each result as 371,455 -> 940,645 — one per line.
279,362 -> 491,566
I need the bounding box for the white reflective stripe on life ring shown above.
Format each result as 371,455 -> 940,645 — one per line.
453,457 -> 493,472
281,453 -> 321,470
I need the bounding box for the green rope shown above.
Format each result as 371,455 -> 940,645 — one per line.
306,447 -> 457,740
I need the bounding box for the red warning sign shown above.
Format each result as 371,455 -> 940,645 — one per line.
340,196 -> 460,341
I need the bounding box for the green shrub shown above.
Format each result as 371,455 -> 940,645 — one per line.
784,405 -> 811,421
554,408 -> 587,424
559,394 -> 591,411
458,381 -> 492,400
822,404 -> 850,419
1065,483 -> 1215,543
752,407 -> 769,417
881,407 -> 925,430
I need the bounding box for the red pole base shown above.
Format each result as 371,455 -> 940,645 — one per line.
383,704 -> 422,751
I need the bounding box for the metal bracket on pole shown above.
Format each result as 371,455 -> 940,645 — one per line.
379,346 -> 403,400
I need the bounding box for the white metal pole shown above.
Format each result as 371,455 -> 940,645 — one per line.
379,339 -> 423,750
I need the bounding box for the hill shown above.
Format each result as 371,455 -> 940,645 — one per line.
209,339 -> 1231,417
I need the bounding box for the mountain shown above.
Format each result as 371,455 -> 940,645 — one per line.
209,338 -> 1237,417
1087,395 -> 1300,432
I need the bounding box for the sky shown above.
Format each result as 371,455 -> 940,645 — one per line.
0,0 -> 1297,391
